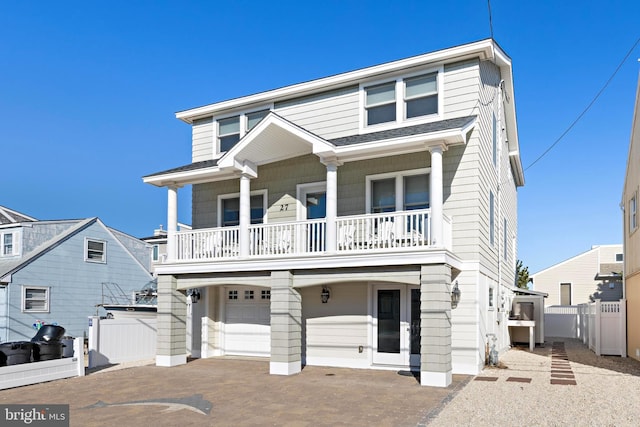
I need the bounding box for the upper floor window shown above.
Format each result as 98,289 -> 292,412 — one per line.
630,193 -> 637,233
365,82 -> 396,126
220,192 -> 267,227
1,230 -> 20,257
218,116 -> 240,152
489,191 -> 495,246
616,253 -> 623,262
86,239 -> 106,263
404,73 -> 438,119
216,109 -> 271,154
363,71 -> 440,128
152,244 -> 159,262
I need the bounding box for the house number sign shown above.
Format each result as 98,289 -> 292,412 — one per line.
280,204 -> 289,211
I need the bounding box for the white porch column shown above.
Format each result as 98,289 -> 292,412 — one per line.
324,160 -> 339,253
239,173 -> 251,257
166,185 -> 179,262
428,144 -> 446,247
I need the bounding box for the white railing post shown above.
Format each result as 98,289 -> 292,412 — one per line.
620,299 -> 627,357
595,300 -> 601,356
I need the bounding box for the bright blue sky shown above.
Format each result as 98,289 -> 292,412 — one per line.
2,1 -> 639,273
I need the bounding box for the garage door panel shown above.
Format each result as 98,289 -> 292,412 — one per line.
225,301 -> 270,357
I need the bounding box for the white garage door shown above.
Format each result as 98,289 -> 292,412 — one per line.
224,287 -> 271,357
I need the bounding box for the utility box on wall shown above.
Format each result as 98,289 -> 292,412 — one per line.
509,290 -> 547,345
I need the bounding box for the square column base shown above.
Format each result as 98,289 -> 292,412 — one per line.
420,370 -> 452,387
270,361 -> 301,376
156,354 -> 187,367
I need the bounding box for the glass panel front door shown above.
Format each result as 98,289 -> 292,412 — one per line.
373,285 -> 420,367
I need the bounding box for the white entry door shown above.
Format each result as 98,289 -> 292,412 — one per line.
372,285 -> 420,367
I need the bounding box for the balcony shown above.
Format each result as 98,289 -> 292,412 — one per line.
171,209 -> 451,263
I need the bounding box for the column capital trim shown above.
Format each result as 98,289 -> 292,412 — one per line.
426,142 -> 448,153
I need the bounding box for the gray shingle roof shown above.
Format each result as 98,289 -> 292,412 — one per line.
0,206 -> 37,224
144,159 -> 219,179
328,116 -> 476,146
144,116 -> 475,178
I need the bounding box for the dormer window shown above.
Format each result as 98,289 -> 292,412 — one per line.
0,230 -> 20,257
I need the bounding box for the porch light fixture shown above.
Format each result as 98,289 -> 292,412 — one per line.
451,281 -> 461,309
187,288 -> 201,304
321,286 -> 331,304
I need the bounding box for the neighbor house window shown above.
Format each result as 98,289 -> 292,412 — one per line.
85,239 -> 106,263
0,230 -> 20,257
404,73 -> 438,119
23,286 -> 49,312
489,191 -> 495,246
560,283 -> 571,305
220,192 -> 266,227
218,116 -> 240,152
3,233 -> 13,256
616,253 -> 623,262
152,245 -> 159,262
365,81 -> 396,126
630,194 -> 637,233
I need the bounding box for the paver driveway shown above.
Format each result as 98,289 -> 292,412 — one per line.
0,358 -> 470,426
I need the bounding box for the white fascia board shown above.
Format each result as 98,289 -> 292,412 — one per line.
335,126 -> 471,163
176,40 -> 496,124
154,250 -> 464,276
142,166 -> 236,187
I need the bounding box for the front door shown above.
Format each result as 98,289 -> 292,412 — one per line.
300,184 -> 326,251
373,285 -> 420,367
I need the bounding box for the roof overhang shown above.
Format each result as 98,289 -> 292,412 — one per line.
176,39 -> 501,124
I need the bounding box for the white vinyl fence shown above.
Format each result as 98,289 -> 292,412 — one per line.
0,338 -> 85,390
544,300 -> 626,357
88,316 -> 157,368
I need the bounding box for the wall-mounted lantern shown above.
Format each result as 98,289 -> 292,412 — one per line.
321,286 -> 331,304
187,288 -> 201,304
451,281 -> 461,309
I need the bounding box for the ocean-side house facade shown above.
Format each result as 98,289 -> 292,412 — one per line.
530,244 -> 623,306
623,72 -> 640,362
144,39 -> 525,387
0,206 -> 154,341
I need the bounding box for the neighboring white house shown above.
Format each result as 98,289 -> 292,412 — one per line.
531,244 -> 623,306
143,39 -> 525,387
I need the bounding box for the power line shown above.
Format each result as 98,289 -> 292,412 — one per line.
525,36 -> 640,171
487,0 -> 494,40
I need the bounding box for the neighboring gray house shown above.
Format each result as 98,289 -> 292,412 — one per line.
144,39 -> 524,387
0,206 -> 154,341
531,244 -> 623,306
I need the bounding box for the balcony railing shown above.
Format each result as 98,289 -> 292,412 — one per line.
173,209 -> 451,262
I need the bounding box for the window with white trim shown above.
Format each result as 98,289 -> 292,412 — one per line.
616,253 -> 623,262
363,71 -> 440,128
489,191 -> 495,246
630,193 -> 637,234
219,191 -> 267,227
152,244 -> 159,262
367,170 -> 429,213
23,286 -> 49,312
85,239 -> 106,263
216,108 -> 271,154
488,286 -> 494,309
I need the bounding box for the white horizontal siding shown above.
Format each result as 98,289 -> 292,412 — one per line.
275,88 -> 360,139
443,59 -> 479,119
192,118 -> 213,162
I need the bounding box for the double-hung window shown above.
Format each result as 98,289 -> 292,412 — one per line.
220,193 -> 266,227
3,233 -> 13,256
404,73 -> 438,119
365,82 -> 396,126
23,286 -> 49,312
363,71 -> 440,128
369,171 -> 429,213
86,239 -> 106,263
0,230 -> 19,257
218,116 -> 241,152
246,110 -> 269,131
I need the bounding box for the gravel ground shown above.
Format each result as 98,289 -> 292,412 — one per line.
427,338 -> 640,427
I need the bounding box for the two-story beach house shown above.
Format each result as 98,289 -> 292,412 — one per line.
143,39 -> 524,387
